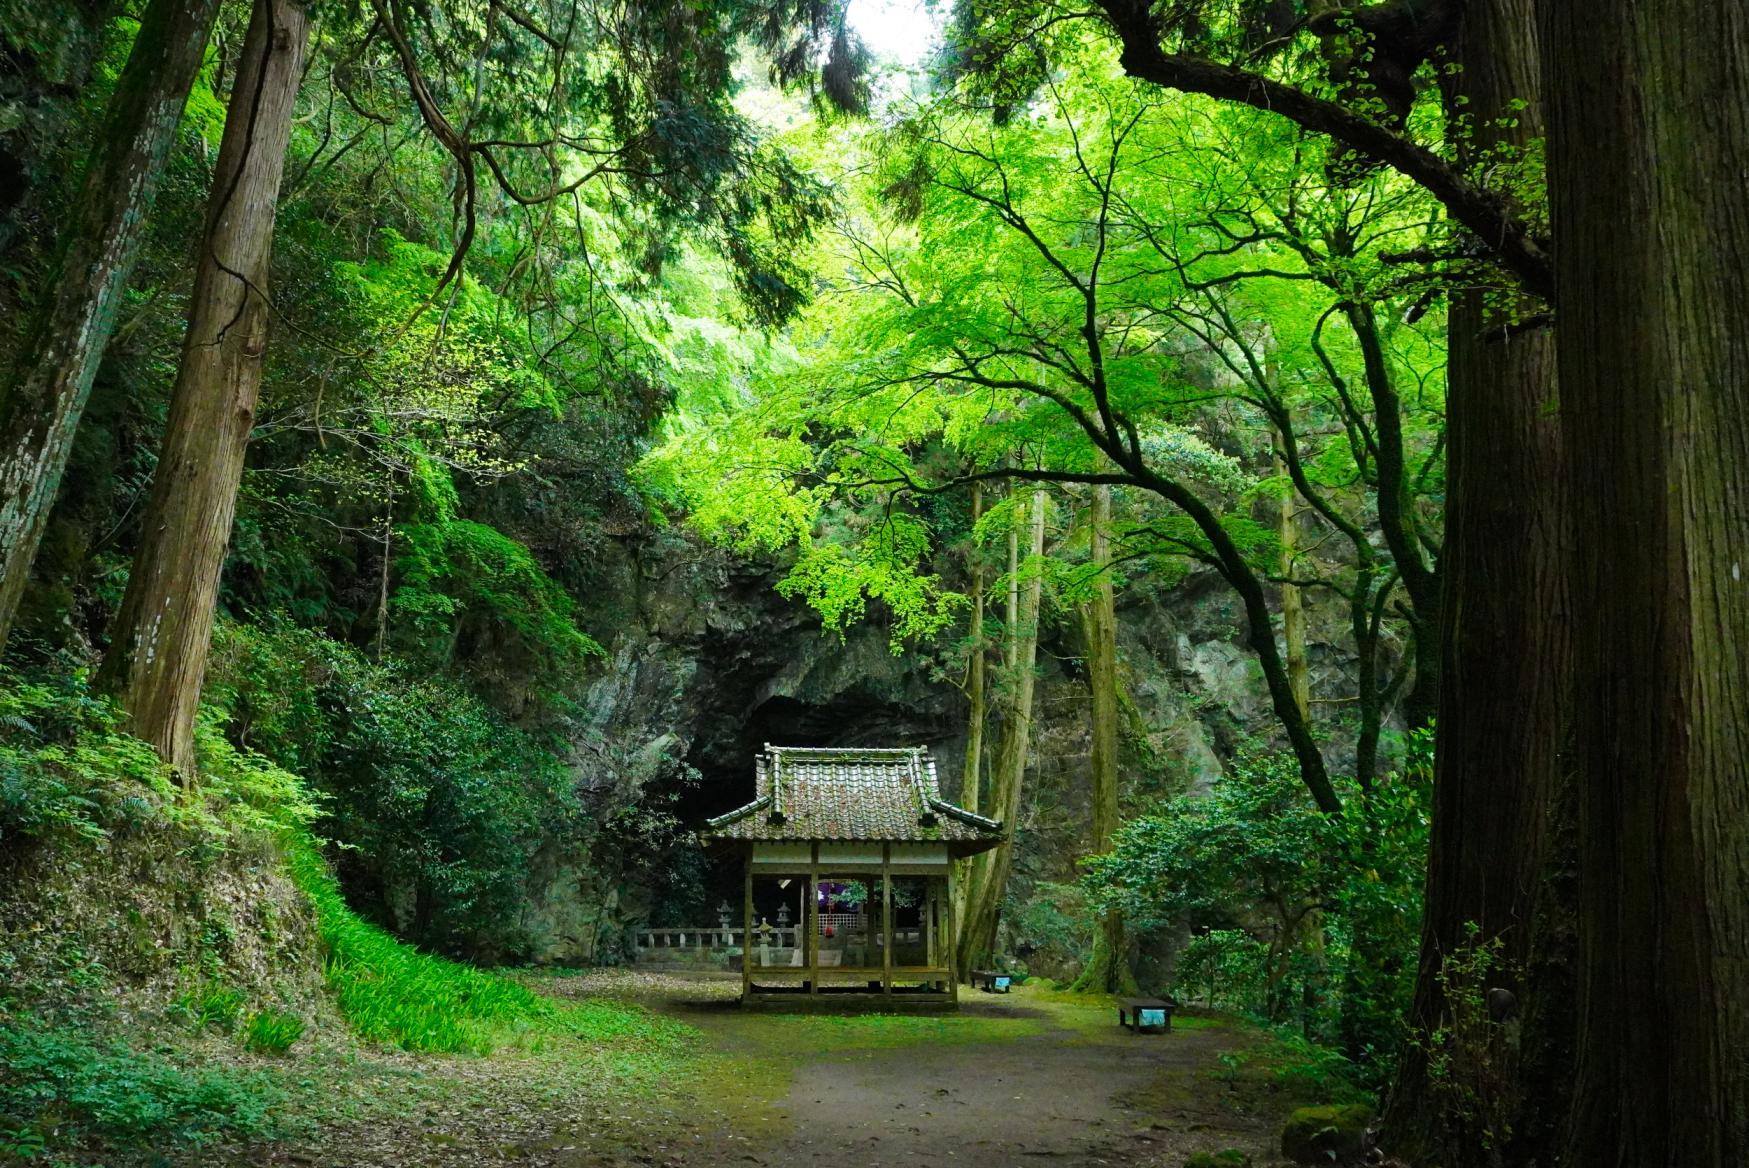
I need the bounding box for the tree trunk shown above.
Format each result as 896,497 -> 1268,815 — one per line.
1069,484 -> 1137,994
1346,303 -> 1440,732
962,483 -> 986,816
0,0 -> 221,652
953,484 -> 987,931
958,488 -> 1047,974
1272,432 -> 1310,720
1545,2 -> 1749,1163
99,0 -> 311,776
1387,2 -> 1573,1162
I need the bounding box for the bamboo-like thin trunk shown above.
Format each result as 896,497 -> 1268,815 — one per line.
961,483 -> 986,815
958,488 -> 1047,974
953,486 -> 987,932
0,0 -> 221,651
1070,484 -> 1136,994
100,0 -> 311,776
1272,433 -> 1309,720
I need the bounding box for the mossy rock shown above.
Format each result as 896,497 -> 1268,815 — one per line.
1280,1104 -> 1373,1165
1184,1150 -> 1251,1168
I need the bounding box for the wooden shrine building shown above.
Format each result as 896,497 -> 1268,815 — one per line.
705,745 -> 1002,1007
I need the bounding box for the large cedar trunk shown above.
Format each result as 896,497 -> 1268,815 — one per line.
99,0 -> 310,774
957,488 -> 1047,973
0,0 -> 221,651
1544,2 -> 1749,1163
1387,1 -> 1573,1162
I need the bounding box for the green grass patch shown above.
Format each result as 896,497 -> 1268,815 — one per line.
242,1008 -> 306,1055
173,984 -> 246,1033
286,842 -> 690,1056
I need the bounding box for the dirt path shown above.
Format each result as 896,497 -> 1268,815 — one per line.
761,1009 -> 1242,1166
259,972 -> 1311,1168
555,972 -> 1289,1168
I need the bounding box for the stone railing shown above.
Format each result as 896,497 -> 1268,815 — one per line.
630,924 -> 927,965
631,926 -> 798,964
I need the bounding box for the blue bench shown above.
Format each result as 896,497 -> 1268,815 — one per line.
1118,996 -> 1175,1033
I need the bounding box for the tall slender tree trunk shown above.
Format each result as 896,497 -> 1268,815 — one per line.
99,0 -> 310,776
1545,3 -> 1749,1163
0,0 -> 221,652
1069,484 -> 1136,994
953,484 -> 987,930
1388,3 -> 1572,1162
958,488 -> 1047,974
1272,431 -> 1309,720
961,483 -> 987,816
1346,303 -> 1439,732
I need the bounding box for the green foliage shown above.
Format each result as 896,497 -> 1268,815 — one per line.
208,623 -> 583,959
1184,1151 -> 1250,1168
174,984 -> 244,1034
395,519 -> 603,679
1011,882 -> 1094,963
1175,929 -> 1270,1014
0,672 -> 168,847
0,1013 -> 285,1154
1408,924 -> 1520,1153
1084,732 -> 1433,1085
285,842 -> 682,1056
241,1009 -> 305,1056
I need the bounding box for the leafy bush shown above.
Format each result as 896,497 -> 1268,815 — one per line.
1408,924 -> 1521,1153
209,623 -> 583,960
0,672 -> 172,848
1085,733 -> 1432,1085
1175,929 -> 1269,1012
395,519 -> 603,684
242,1009 -> 305,1055
0,1014 -> 284,1152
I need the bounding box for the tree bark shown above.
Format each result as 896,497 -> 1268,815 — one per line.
961,483 -> 987,817
1346,303 -> 1440,732
1545,2 -> 1749,1163
99,0 -> 311,776
958,488 -> 1047,974
1272,432 -> 1310,721
953,484 -> 988,931
1387,2 -> 1572,1161
0,0 -> 221,652
1069,484 -> 1136,994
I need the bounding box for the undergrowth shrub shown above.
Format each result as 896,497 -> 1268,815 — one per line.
174,984 -> 245,1033
0,1013 -> 285,1153
1085,731 -> 1433,1090
242,1009 -> 305,1055
208,623 -> 584,960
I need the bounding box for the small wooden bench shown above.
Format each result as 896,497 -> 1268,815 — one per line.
970,969 -> 1012,993
1117,996 -> 1175,1033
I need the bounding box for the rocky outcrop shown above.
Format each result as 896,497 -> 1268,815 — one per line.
523,524 -> 1394,972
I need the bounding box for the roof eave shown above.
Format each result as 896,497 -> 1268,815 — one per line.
705,794 -> 772,832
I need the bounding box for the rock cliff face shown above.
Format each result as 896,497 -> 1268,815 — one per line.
525,525 -> 1393,978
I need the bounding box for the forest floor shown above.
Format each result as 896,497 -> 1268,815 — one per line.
237,970 -> 1340,1168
